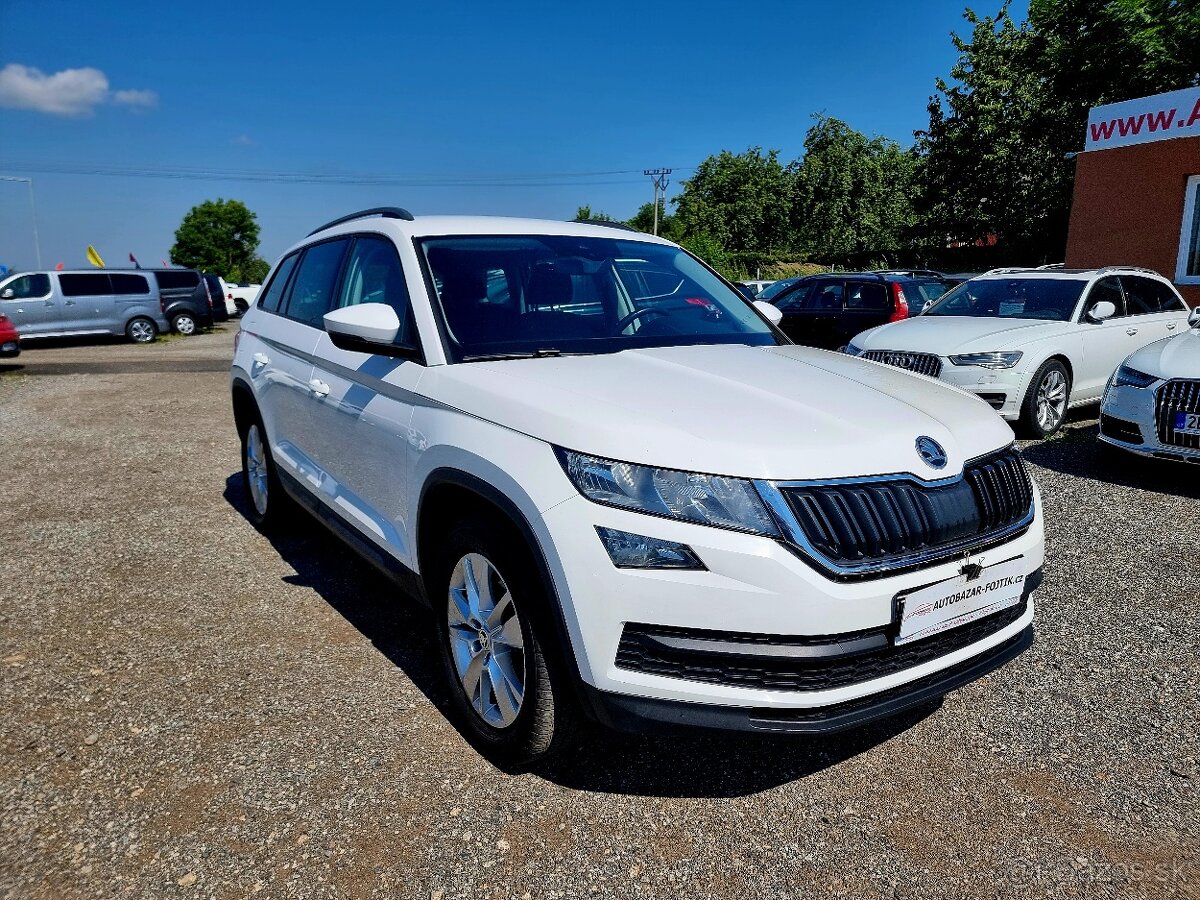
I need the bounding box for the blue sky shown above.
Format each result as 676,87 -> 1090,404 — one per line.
0,0 -> 1028,272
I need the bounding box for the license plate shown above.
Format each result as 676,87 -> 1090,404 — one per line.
1174,411 -> 1200,435
896,556 -> 1028,646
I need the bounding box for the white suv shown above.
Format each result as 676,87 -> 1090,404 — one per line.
231,209 -> 1044,765
846,267 -> 1192,437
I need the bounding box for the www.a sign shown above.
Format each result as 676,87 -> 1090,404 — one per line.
1084,86 -> 1200,152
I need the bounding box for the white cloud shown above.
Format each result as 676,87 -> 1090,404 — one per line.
232,134 -> 256,146
0,63 -> 157,116
113,88 -> 158,109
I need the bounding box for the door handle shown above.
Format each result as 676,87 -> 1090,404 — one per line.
1167,322 -> 1178,330
252,352 -> 270,366
309,378 -> 330,397
1126,327 -> 1138,336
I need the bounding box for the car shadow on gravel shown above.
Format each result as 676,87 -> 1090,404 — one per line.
224,474 -> 940,798
1022,423 -> 1200,500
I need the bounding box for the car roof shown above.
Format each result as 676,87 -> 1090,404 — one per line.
304,211 -> 676,246
973,265 -> 1168,280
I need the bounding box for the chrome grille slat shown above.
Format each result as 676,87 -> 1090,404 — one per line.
1156,379 -> 1200,449
862,350 -> 943,378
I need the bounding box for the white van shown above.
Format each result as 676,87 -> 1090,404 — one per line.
0,270 -> 172,343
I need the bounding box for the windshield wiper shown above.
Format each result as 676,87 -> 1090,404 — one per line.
461,348 -> 564,363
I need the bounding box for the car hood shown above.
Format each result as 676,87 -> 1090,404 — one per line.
419,344 -> 1014,481
855,316 -> 1072,354
1124,329 -> 1200,380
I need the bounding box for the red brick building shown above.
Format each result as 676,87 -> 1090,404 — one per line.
1066,86 -> 1200,307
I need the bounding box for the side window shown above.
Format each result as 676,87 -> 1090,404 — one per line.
258,253 -> 300,313
1121,276 -> 1184,315
774,284 -> 810,311
59,274 -> 113,297
846,281 -> 889,311
334,236 -> 415,343
109,273 -> 150,295
155,270 -> 200,290
1082,277 -> 1125,320
283,239 -> 350,328
805,281 -> 844,311
3,273 -> 51,298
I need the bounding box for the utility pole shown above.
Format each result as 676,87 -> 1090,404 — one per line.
644,168 -> 672,236
0,175 -> 43,269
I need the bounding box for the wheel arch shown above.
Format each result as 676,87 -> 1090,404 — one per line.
230,374 -> 258,439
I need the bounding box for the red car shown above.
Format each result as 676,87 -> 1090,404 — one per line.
0,312 -> 21,358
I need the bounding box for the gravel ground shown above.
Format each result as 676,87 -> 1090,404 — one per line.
0,327 -> 1197,900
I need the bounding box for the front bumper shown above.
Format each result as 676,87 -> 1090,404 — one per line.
1100,382 -> 1200,463
936,362 -> 1030,420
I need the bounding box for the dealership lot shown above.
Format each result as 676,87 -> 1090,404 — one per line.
0,328 -> 1197,899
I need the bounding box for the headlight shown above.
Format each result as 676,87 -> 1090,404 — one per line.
844,342 -> 864,356
558,449 -> 780,536
1112,365 -> 1156,388
948,351 -> 1023,369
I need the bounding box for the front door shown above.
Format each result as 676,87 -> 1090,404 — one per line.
1076,276 -> 1137,400
0,273 -> 59,336
306,234 -> 425,569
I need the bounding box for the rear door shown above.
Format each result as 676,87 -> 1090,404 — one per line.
57,273 -> 116,334
839,280 -> 891,347
108,272 -> 154,334
1119,275 -> 1191,342
0,273 -> 57,335
778,279 -> 843,349
306,234 -> 426,567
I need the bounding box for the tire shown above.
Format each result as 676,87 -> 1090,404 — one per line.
125,317 -> 158,344
172,313 -> 197,336
432,516 -> 578,768
1019,359 -> 1071,439
240,414 -> 289,530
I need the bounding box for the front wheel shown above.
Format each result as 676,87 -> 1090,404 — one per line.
432,518 -> 577,768
1019,359 -> 1071,439
125,317 -> 158,344
172,313 -> 197,336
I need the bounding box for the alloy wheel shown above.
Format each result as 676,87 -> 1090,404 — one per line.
175,315 -> 196,335
245,424 -> 269,516
1036,369 -> 1068,432
447,552 -> 526,728
129,320 -> 155,343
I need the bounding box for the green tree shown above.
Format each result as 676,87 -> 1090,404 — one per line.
238,257 -> 271,284
677,231 -> 732,277
170,199 -> 262,279
792,115 -> 919,264
627,200 -> 678,239
574,204 -> 615,222
673,148 -> 795,253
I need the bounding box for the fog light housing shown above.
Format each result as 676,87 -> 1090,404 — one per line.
595,527 -> 704,570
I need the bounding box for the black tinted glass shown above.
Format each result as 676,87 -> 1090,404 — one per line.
4,274 -> 50,298
1121,276 -> 1181,315
110,273 -> 150,294
259,254 -> 299,313
285,240 -> 350,327
155,270 -> 200,290
806,282 -> 844,310
847,282 -> 889,311
59,274 -> 112,296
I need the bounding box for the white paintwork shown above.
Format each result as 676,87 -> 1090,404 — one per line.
323,302 -> 401,344
851,268 -> 1191,420
754,299 -> 783,325
1100,322 -> 1200,461
232,212 -> 1045,717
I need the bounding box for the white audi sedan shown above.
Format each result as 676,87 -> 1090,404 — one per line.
846,267 -> 1192,437
1099,305 -> 1200,463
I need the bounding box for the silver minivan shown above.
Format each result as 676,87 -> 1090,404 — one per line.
0,270 -> 171,343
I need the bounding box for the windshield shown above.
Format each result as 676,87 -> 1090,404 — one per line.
758,277 -> 801,300
925,277 -> 1087,321
419,235 -> 779,361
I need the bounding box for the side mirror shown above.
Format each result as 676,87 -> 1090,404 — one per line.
754,299 -> 783,326
1189,306 -> 1200,329
1086,300 -> 1116,323
0,289 -> 13,299
323,303 -> 420,359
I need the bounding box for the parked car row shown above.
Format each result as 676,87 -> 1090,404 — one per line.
0,267 -> 238,345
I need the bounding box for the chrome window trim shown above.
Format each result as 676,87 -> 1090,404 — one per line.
752,447 -> 1035,579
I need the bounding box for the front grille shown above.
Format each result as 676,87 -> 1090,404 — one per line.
1156,379 -> 1200,450
615,598 -> 1028,693
863,349 -> 942,378
779,448 -> 1033,570
1100,413 -> 1144,445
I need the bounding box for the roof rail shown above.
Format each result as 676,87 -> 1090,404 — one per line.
571,218 -> 639,232
982,266 -> 1035,276
308,207 -> 415,236
1035,263 -> 1064,270
873,269 -> 946,278
1094,265 -> 1161,276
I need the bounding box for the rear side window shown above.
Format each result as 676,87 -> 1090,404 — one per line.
1121,276 -> 1184,315
3,273 -> 51,298
155,270 -> 201,290
109,273 -> 150,294
258,254 -> 299,313
283,239 -> 350,327
59,274 -> 112,297
846,281 -> 889,311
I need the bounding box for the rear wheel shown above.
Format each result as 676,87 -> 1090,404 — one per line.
1019,359 -> 1070,439
125,317 -> 157,344
173,313 -> 197,336
432,517 -> 577,768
